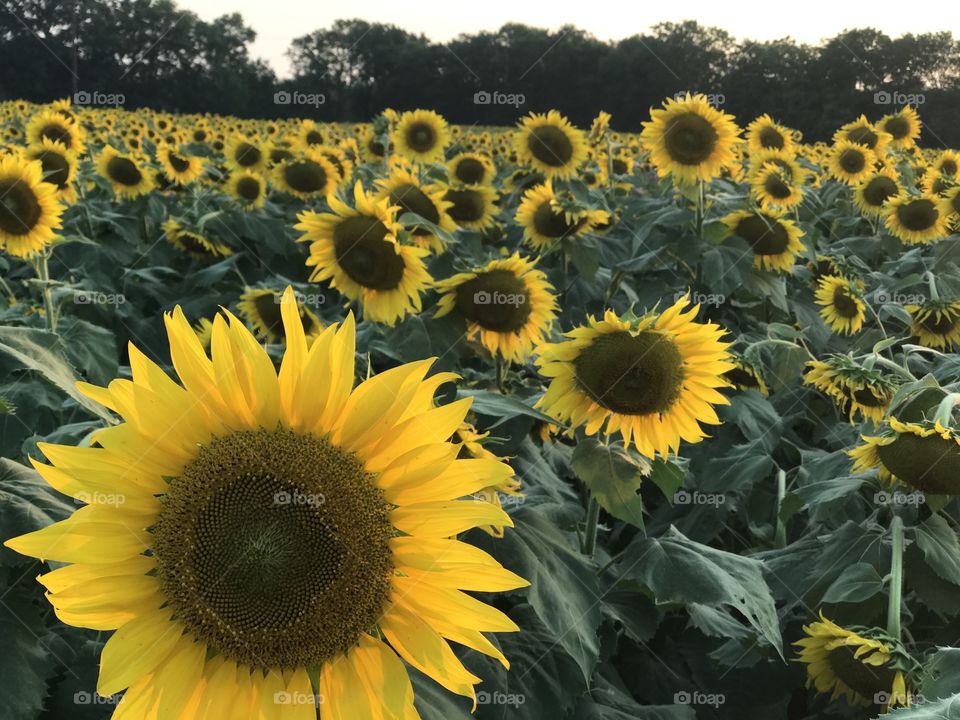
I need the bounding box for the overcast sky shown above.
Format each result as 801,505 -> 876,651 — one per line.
178,0 -> 959,78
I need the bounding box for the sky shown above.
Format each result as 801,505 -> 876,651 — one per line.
178,0 -> 959,78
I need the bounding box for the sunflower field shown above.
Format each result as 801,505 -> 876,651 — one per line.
3,95 -> 960,720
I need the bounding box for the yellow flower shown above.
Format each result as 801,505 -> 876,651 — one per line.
0,153 -> 64,258
815,275 -> 865,335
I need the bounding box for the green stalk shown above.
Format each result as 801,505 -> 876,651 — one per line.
886,515 -> 904,640
926,271 -> 940,302
932,393 -> 960,427
495,355 -> 508,394
582,494 -> 601,557
32,251 -> 57,333
774,469 -> 787,548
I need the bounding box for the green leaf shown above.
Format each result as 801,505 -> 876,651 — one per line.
648,459 -> 685,502
0,458 -> 75,566
618,526 -> 783,656
879,694 -> 960,718
821,562 -> 884,603
920,649 -> 960,702
458,390 -> 559,429
915,515 -> 960,586
572,438 -> 648,529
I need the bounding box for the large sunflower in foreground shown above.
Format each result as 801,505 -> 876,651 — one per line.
640,93 -> 741,184
296,182 -> 432,326
392,109 -> 450,164
721,208 -> 805,272
904,300 -> 960,349
96,145 -> 154,199
796,613 -> 910,710
514,110 -> 588,180
0,153 -> 64,258
535,297 -> 733,458
435,253 -> 558,363
884,193 -> 948,245
816,275 -> 865,335
850,417 -> 960,494
5,289 -> 527,717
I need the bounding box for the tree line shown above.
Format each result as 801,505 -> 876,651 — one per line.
3,0 -> 960,145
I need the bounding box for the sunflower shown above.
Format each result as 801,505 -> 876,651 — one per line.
905,300 -> 960,349
750,160 -> 805,210
448,152 -> 496,186
853,168 -> 901,217
514,110 -> 588,180
878,107 -> 921,149
724,353 -> 768,396
851,418 -> 960,494
515,180 -> 608,252
226,169 -> 266,209
358,126 -> 388,162
0,154 -> 64,258
375,166 -> 456,254
24,137 -> 78,204
535,297 -> 733,458
804,357 -> 897,423
452,422 -> 522,538
816,275 -> 865,335
444,184 -> 499,231
26,109 -> 85,153
272,149 -> 339,200
940,187 -> 960,229
796,613 -> 910,710
435,253 -> 557,363
162,218 -> 232,260
156,143 -> 205,185
833,116 -> 891,154
721,208 -> 805,272
4,288 -> 527,717
640,93 -> 741,184
193,317 -> 214,351
296,181 -> 432,326
295,119 -> 326,151
224,133 -> 269,172
746,114 -> 795,155
884,193 -> 948,245
96,145 -> 154,199
828,141 -> 877,185
392,109 -> 450,164
237,287 -> 323,344
933,150 -> 960,177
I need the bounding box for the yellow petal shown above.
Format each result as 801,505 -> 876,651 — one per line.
97,607 -> 183,696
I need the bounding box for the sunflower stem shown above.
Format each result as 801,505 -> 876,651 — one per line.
774,469 -> 787,548
582,494 -> 601,557
495,355 -> 508,394
696,179 -> 705,236
886,514 -> 904,640
32,251 -> 58,333
870,355 -> 917,382
932,393 -> 960,427
926,271 -> 940,302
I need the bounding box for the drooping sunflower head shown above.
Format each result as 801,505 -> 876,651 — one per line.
905,299 -> 960,350
25,137 -> 78,204
828,140 -> 877,185
746,114 -> 795,155
724,353 -> 768,396
535,297 -> 733,458
391,109 -> 450,164
156,143 -> 205,186
375,166 -> 456,254
640,93 -> 741,184
721,208 -> 805,273
4,289 -> 527,716
26,109 -> 86,154
435,252 -> 558,364
162,217 -> 232,260
224,133 -> 269,172
295,181 -> 433,326
0,153 -> 64,258
96,145 -> 154,199
447,152 -> 496,186
271,149 -> 339,200
226,169 -> 266,209
804,356 -> 898,424
443,183 -> 499,231
884,193 -> 948,245
853,167 -> 901,217
514,110 -> 588,180
237,287 -> 323,344
796,613 -> 911,710
815,275 -> 866,335
515,180 -> 609,252
833,115 -> 891,154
